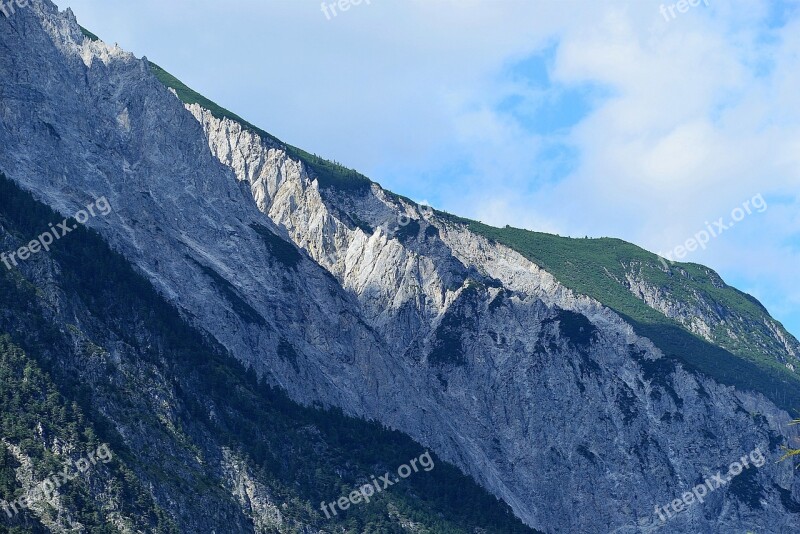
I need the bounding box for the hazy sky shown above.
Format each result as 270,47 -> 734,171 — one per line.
58,0 -> 800,337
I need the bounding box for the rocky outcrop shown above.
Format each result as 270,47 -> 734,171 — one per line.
1,2 -> 799,532
189,107 -> 800,532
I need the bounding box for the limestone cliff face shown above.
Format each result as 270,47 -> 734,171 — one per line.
189,109 -> 800,532
1,2 -> 798,532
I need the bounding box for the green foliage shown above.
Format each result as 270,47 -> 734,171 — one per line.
78,26 -> 100,42
0,173 -> 537,532
147,63 -> 371,192
458,221 -> 800,411
121,27 -> 800,409
0,337 -> 175,533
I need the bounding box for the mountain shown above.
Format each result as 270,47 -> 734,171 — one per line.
0,172 -> 534,533
1,1 -> 799,533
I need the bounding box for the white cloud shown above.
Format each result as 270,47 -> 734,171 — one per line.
58,0 -> 800,335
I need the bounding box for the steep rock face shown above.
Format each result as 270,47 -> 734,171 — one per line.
190,108 -> 800,532
0,2 -> 798,532
0,175 -> 534,533
0,0 -> 415,422
220,448 -> 286,532
189,105 -> 458,356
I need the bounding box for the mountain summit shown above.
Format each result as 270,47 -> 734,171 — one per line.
1,2 -> 798,532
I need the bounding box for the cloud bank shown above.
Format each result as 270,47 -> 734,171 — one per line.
60,0 -> 800,336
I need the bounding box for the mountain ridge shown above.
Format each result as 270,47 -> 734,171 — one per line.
0,171 -> 535,533
141,40 -> 800,412
0,3 -> 797,532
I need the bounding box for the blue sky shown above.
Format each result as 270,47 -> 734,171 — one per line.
59,0 -> 800,338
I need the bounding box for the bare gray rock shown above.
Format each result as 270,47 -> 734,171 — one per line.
1,2 -> 798,532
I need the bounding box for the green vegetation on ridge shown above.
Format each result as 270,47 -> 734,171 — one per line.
83,25 -> 800,413
147,62 -> 372,192
456,220 -> 800,411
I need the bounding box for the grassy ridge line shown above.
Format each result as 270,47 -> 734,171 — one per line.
79,26 -> 800,410
80,25 -> 371,191
458,220 -> 800,412
146,47 -> 800,410
148,63 -> 371,192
